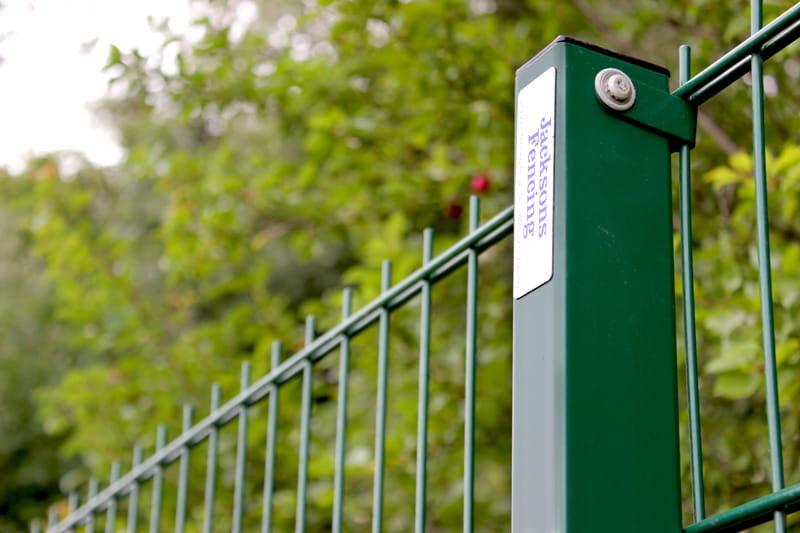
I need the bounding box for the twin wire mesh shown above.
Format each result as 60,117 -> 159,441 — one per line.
36,198 -> 514,533
677,2 -> 800,532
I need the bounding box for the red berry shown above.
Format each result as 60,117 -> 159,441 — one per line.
470,173 -> 490,193
447,203 -> 463,219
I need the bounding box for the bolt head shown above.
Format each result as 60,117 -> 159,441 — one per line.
607,74 -> 632,102
595,68 -> 636,112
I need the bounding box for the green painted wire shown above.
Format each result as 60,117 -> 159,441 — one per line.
262,341 -> 281,533
750,2 -> 787,532
464,197 -> 479,533
372,261 -> 392,533
105,462 -> 121,533
66,491 -> 78,533
47,507 -> 58,530
148,426 -> 167,533
295,317 -> 315,533
87,477 -> 99,533
202,385 -> 220,533
174,405 -> 193,533
332,290 -> 352,533
414,230 -> 434,533
126,445 -> 143,533
232,363 -> 251,533
678,44 -> 706,523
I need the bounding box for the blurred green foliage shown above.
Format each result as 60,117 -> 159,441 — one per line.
2,0 -> 800,531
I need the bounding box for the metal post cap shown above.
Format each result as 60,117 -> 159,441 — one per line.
595,68 -> 636,111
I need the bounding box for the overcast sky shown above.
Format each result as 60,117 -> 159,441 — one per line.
0,0 -> 191,172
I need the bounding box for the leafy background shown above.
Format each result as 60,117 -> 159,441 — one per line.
2,0 -> 800,531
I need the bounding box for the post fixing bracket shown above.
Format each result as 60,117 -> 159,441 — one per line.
595,67 -> 697,151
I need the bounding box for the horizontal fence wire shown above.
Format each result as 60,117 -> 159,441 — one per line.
684,483 -> 800,533
674,2 -> 800,105
40,201 -> 513,533
675,1 -> 800,531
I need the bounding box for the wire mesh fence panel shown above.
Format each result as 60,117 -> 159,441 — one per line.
37,201 -> 514,533
677,2 -> 800,532
31,1 -> 800,532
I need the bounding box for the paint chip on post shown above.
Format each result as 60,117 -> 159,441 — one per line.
514,67 -> 556,299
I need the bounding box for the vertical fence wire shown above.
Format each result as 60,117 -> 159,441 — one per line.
295,317 -> 316,533
414,229 -> 434,533
232,363 -> 251,533
127,445 -> 143,533
86,478 -> 99,533
371,261 -> 392,533
48,508 -> 58,530
105,462 -> 121,533
202,385 -> 221,533
679,44 -> 706,523
174,405 -> 193,533
332,290 -> 352,533
66,491 -> 79,533
148,426 -> 167,533
464,197 -> 479,533
750,2 -> 786,531
262,341 -> 282,533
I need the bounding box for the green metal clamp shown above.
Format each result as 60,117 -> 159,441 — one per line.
595,65 -> 697,151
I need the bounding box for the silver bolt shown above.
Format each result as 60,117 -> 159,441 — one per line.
595,68 -> 636,111
607,74 -> 632,101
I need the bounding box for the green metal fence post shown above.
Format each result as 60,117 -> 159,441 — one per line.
511,37 -> 692,533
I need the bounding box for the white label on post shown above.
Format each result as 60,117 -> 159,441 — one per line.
514,67 -> 556,300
